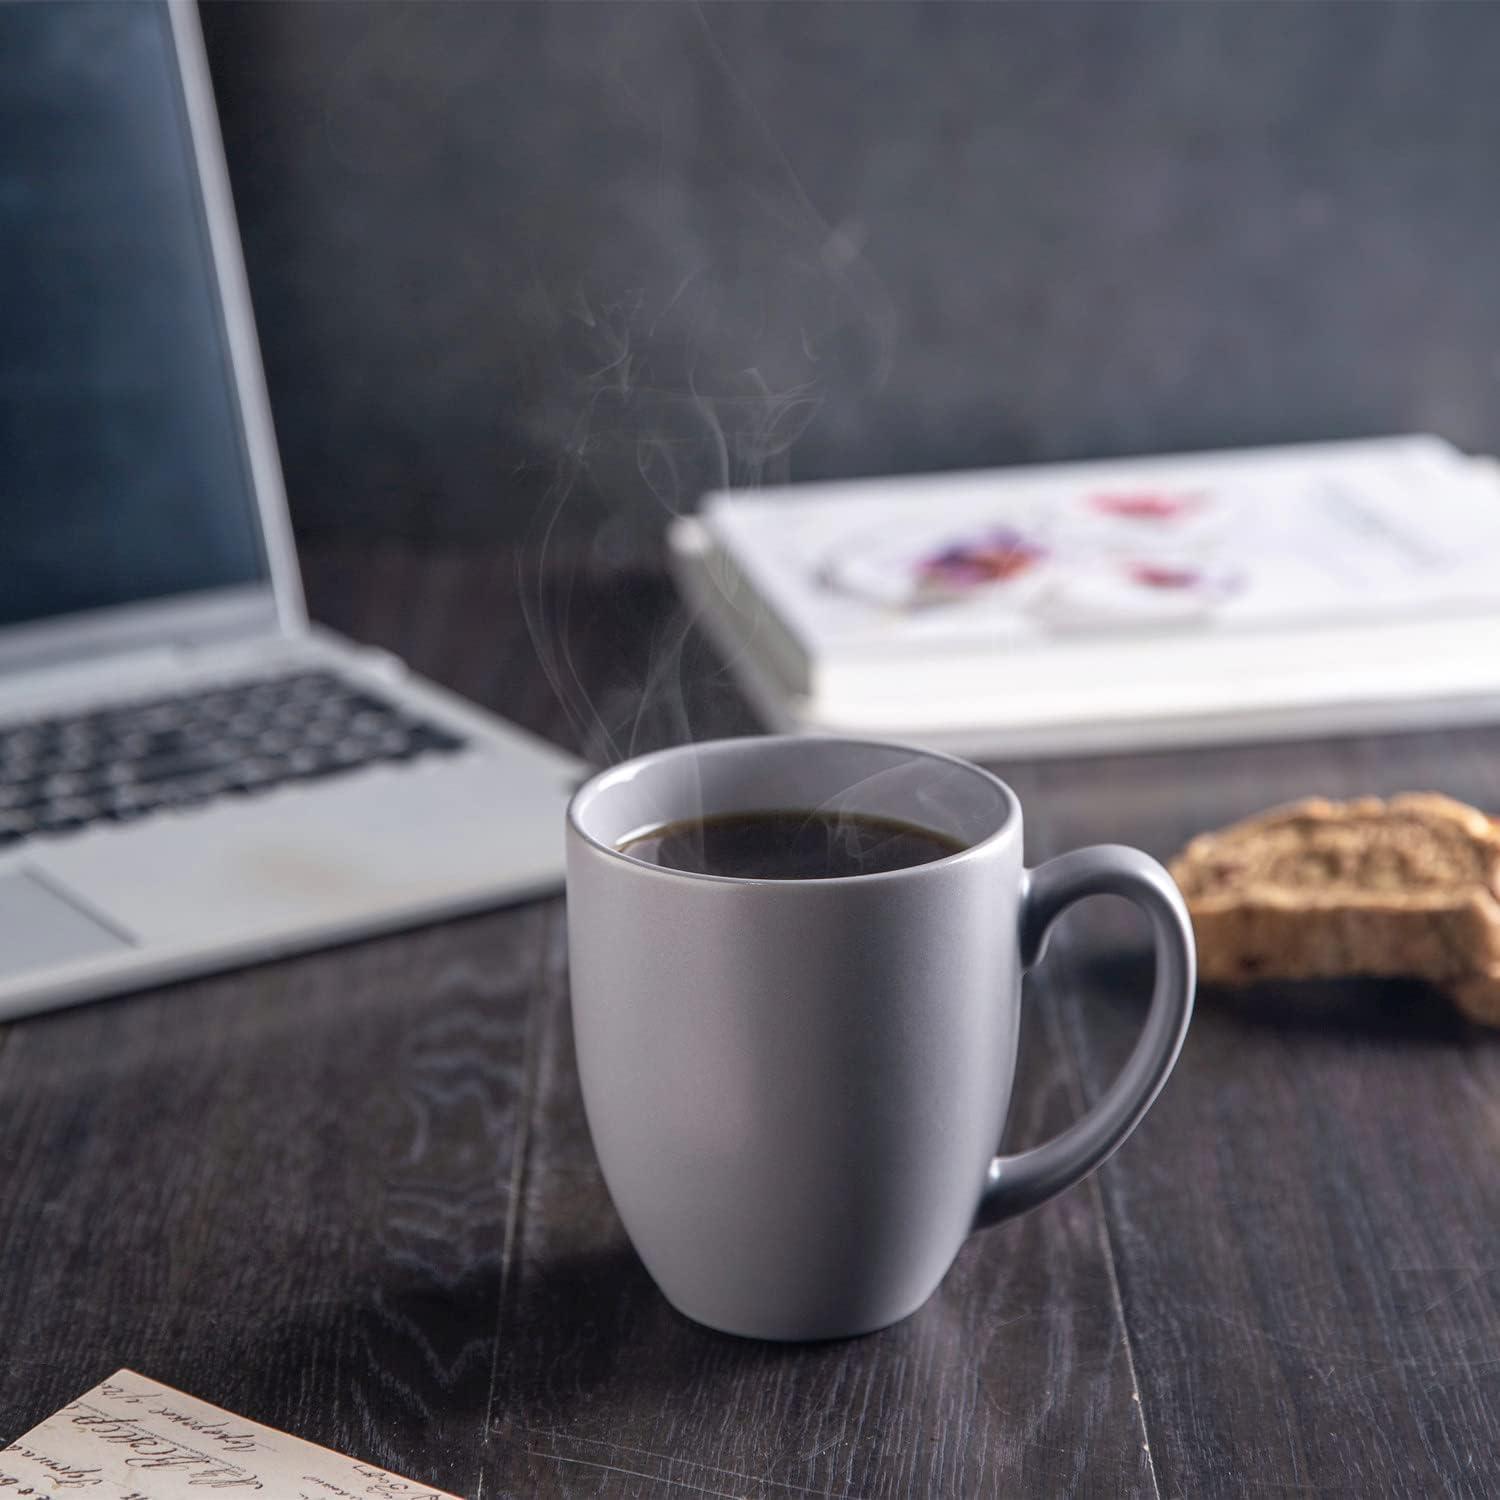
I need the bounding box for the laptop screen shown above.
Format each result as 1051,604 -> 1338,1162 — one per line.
0,1 -> 270,632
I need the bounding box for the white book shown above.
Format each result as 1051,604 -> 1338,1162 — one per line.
669,435 -> 1500,755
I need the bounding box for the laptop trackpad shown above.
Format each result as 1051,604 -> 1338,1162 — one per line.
0,870 -> 134,979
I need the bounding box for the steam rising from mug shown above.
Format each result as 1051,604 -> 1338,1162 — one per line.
513,7 -> 895,771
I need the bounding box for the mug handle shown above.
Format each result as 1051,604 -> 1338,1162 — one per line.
974,844 -> 1195,1228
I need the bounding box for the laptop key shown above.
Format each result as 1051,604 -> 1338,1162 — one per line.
407,725 -> 466,754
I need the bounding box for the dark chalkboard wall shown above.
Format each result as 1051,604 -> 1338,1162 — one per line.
199,1 -> 1500,548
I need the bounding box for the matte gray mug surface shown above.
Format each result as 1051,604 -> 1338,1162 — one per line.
566,736 -> 1194,1341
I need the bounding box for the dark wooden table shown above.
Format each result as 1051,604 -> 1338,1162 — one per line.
5,542 -> 1500,1498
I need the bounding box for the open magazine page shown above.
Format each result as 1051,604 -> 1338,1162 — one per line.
701,438 -> 1500,666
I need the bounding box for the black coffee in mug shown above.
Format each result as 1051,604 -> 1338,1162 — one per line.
619,809 -> 966,880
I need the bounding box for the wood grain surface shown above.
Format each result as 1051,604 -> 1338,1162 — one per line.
1,543 -> 1497,1497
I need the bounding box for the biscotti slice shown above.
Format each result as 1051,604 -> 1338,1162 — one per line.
1169,793 -> 1500,1026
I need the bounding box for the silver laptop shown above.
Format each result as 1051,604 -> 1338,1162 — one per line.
0,0 -> 580,1021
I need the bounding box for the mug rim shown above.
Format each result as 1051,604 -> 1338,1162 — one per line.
567,734 -> 1019,888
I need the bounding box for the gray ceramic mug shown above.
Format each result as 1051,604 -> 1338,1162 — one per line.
566,735 -> 1194,1341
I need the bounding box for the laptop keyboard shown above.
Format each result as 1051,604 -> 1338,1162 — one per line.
0,669 -> 467,849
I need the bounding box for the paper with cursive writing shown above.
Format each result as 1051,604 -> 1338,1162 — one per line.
0,1369 -> 461,1498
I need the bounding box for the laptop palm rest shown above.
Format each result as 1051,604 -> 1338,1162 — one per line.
0,870 -> 134,980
